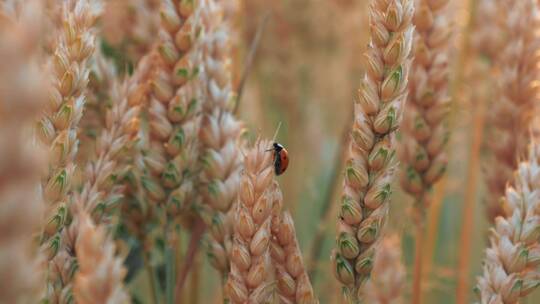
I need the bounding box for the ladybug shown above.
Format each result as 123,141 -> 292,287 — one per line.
269,142 -> 289,175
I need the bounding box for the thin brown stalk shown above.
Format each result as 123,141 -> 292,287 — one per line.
235,12 -> 270,108
189,253 -> 201,304
331,0 -> 415,301
412,218 -> 425,304
143,250 -> 159,304
422,177 -> 446,283
456,81 -> 487,304
174,217 -> 205,301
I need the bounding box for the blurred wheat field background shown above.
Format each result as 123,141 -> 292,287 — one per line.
1,0 -> 540,303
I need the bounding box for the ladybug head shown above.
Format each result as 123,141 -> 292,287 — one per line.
273,142 -> 283,152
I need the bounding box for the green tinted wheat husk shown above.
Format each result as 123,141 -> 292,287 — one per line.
331,0 -> 414,300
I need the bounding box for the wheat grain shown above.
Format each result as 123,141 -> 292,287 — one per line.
225,140 -> 276,304
331,0 -> 414,300
476,138 -> 540,303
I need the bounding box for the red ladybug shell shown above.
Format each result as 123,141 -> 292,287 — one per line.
272,142 -> 289,175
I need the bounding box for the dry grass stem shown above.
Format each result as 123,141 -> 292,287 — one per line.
476,138 -> 540,303
363,234 -> 405,304
331,0 -> 415,300
483,0 -> 540,223
225,140 -> 276,304
0,2 -> 47,302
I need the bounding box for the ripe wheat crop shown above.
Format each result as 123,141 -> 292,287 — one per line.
1,0 -> 540,303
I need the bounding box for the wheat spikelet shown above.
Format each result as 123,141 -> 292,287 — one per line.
102,0 -> 161,62
483,0 -> 540,223
331,0 -> 414,299
476,138 -> 540,303
225,140 -> 276,304
79,51 -> 120,158
363,234 -> 405,304
196,0 -> 244,275
400,0 -> 450,208
270,183 -> 317,304
0,2 -> 47,302
73,210 -> 130,304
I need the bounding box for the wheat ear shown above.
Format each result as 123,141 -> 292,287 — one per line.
197,0 -> 244,275
38,0 -> 100,256
483,0 -> 540,223
73,210 -> 130,304
400,0 -> 450,209
225,140 -> 276,303
476,138 -> 540,303
0,2 -> 47,302
362,234 -> 405,304
271,183 -> 317,303
128,0 -> 206,221
331,0 -> 414,300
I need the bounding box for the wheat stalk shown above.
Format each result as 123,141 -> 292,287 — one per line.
483,0 -> 540,223
476,138 -> 540,303
0,2 -> 47,302
225,140 -> 276,304
196,0 -> 244,276
362,234 -> 405,304
73,210 -> 130,304
270,182 -> 317,303
331,0 -> 414,300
